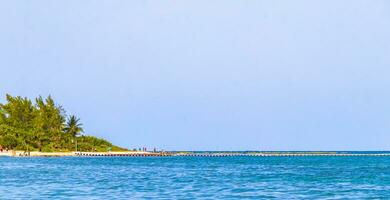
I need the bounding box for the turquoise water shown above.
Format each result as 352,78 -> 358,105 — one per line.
1,156 -> 390,199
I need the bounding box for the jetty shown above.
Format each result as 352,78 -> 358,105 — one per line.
75,151 -> 170,157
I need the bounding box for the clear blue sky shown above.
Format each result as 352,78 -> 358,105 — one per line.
1,1 -> 390,151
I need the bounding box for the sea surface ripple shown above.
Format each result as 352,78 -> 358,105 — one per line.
1,156 -> 390,199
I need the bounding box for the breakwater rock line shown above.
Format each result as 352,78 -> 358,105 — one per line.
76,152 -> 390,157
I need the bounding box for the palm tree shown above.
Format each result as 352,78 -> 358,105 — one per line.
64,115 -> 84,137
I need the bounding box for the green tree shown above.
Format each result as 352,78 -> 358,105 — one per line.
0,94 -> 126,152
0,134 -> 18,149
64,115 -> 84,137
33,96 -> 66,150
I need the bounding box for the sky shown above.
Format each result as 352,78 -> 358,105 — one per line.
1,1 -> 390,151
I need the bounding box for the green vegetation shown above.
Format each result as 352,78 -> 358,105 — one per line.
0,94 -> 127,152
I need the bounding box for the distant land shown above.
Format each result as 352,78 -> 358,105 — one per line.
0,94 -> 127,152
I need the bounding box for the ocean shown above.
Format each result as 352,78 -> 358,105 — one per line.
1,155 -> 390,199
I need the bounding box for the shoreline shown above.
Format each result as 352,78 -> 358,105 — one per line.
2,151 -> 390,157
